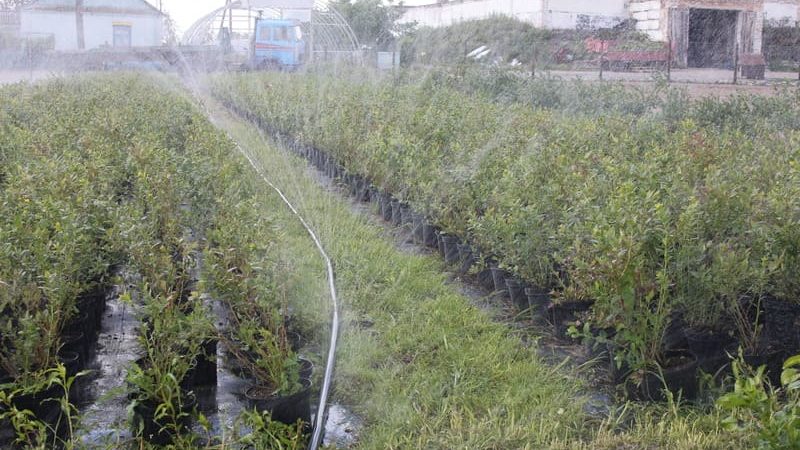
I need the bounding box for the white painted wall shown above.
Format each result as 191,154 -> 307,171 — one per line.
400,0 -> 627,29
400,0 -> 544,28
20,11 -> 75,50
20,10 -> 162,51
83,13 -> 162,48
545,0 -> 628,29
764,1 -> 799,22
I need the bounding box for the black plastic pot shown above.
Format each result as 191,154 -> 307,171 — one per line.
288,331 -> 306,353
441,234 -> 461,265
369,186 -> 381,204
422,223 -> 439,248
411,213 -> 425,244
390,200 -> 402,227
490,267 -> 510,295
380,194 -> 393,222
185,339 -> 218,387
59,350 -> 81,378
624,350 -> 699,401
77,291 -> 106,334
61,331 -> 88,360
63,311 -> 91,337
744,347 -> 785,386
606,343 -> 630,384
661,316 -> 688,352
762,296 -> 800,351
11,382 -> 65,422
685,328 -> 734,358
245,377 -> 312,425
505,278 -> 527,310
436,231 -> 447,259
457,243 -> 475,274
546,300 -> 591,338
132,393 -> 196,445
524,287 -> 551,317
356,180 -> 372,203
399,205 -> 413,227
346,174 -> 359,197
477,258 -> 497,291
333,164 -> 344,180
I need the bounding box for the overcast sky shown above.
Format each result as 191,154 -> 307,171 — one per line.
149,0 -> 229,35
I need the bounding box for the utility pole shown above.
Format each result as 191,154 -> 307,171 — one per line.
599,51 -> 604,81
733,41 -> 739,85
666,39 -> 672,83
75,0 -> 84,50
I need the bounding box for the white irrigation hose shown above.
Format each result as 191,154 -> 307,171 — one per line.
195,94 -> 338,449
233,138 -> 338,450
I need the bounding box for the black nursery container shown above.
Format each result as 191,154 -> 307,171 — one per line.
441,234 -> 461,265
624,350 -> 698,402
422,223 -> 439,248
244,358 -> 313,426
490,266 -> 510,295
505,278 -> 527,310
132,393 -> 196,446
184,339 -> 218,387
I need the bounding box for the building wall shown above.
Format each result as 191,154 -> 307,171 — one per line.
400,0 -> 627,29
20,9 -> 162,50
764,0 -> 800,22
20,11 -> 76,50
400,0 -> 544,28
629,0 -> 663,40
544,0 -> 628,29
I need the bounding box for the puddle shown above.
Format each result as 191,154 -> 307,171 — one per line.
192,296 -> 249,438
323,404 -> 361,448
75,284 -> 140,446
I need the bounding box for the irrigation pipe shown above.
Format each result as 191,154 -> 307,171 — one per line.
194,94 -> 338,450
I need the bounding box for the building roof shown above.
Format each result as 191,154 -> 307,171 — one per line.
26,0 -> 163,16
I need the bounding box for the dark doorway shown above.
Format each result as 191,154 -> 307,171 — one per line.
688,8 -> 738,68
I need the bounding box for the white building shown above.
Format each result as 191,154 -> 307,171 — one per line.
402,0 -> 799,30
401,0 -> 800,67
20,0 -> 164,51
401,0 -> 629,30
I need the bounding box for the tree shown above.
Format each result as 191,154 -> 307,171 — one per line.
329,0 -> 414,50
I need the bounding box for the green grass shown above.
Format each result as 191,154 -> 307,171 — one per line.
197,85 -> 752,449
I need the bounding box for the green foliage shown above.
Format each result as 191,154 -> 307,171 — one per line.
329,0 -> 410,50
401,16 -> 658,67
233,409 -> 307,449
0,75 -> 305,446
0,364 -> 86,449
210,70 -> 800,375
718,353 -> 800,449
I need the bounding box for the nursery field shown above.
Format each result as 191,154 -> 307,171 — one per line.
209,69 -> 800,448
1,69 -> 799,450
0,75 -> 329,448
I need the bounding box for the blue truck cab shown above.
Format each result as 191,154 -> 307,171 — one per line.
251,18 -> 305,69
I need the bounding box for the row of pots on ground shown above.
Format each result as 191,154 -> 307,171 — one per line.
281,130 -> 800,403
0,279 -> 112,447
222,101 -> 800,403
130,287 -> 314,444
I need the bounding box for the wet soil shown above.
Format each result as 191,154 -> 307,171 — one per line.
75,284 -> 140,446
73,276 -> 254,446
323,404 -> 362,448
